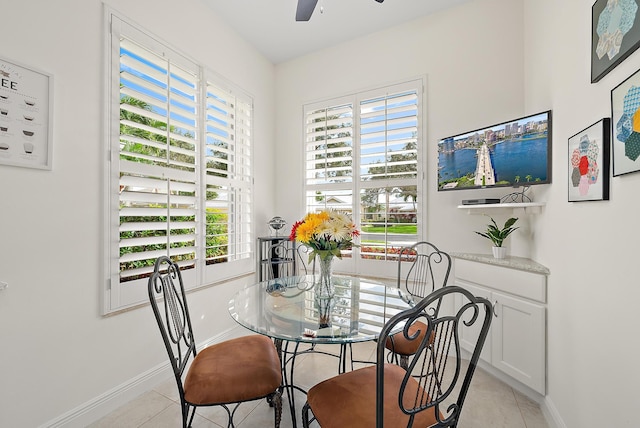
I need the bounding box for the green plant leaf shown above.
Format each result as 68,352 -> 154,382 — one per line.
504,217 -> 518,229
475,216 -> 519,247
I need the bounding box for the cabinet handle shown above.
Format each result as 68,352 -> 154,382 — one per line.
493,300 -> 498,317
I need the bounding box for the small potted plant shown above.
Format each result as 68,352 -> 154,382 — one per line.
475,216 -> 519,259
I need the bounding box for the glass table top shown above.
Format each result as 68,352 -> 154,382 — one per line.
228,275 -> 414,344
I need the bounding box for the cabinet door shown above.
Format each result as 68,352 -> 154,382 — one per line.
492,291 -> 546,394
455,282 -> 492,364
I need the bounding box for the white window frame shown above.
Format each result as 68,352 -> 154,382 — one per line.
303,79 -> 425,278
103,10 -> 254,313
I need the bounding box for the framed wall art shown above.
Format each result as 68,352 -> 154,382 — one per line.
592,0 -> 640,83
611,67 -> 640,176
568,118 -> 610,202
0,56 -> 53,170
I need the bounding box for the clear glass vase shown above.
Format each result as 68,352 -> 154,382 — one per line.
315,254 -> 334,328
314,254 -> 335,299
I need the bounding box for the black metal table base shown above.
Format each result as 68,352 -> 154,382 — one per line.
274,339 -> 354,428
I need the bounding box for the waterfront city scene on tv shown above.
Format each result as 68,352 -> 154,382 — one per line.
437,111 -> 551,191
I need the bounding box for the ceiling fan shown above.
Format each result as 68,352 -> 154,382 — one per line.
296,0 -> 384,22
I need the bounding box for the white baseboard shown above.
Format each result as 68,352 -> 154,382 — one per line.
541,395 -> 568,428
39,326 -> 244,428
473,358 -> 567,428
39,362 -> 172,428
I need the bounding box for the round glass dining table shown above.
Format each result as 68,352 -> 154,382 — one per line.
228,274 -> 414,428
228,274 -> 414,344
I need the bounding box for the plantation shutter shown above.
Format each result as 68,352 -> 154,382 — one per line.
302,80 -> 422,272
358,86 -> 419,261
231,94 -> 253,262
106,14 -> 254,312
118,36 -> 199,286
304,101 -> 354,186
359,89 -> 418,182
303,101 -> 355,241
203,80 -> 253,280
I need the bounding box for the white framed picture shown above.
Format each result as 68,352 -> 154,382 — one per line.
0,56 -> 53,170
568,118 -> 610,202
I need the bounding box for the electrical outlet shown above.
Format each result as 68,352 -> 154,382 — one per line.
0,281 -> 8,291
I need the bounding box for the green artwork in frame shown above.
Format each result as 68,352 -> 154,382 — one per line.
611,67 -> 640,176
592,0 -> 640,83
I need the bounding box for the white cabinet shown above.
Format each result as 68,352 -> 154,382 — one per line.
453,255 -> 548,395
491,290 -> 545,393
457,281 -> 493,363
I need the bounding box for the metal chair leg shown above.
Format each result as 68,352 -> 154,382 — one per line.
302,402 -> 314,428
399,354 -> 409,370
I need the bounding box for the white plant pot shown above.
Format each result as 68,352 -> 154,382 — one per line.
492,246 -> 507,259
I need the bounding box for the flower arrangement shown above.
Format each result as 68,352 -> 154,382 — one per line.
289,210 -> 360,262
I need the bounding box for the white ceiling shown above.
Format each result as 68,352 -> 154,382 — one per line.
201,0 -> 473,64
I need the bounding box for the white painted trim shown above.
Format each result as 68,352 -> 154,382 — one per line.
541,396 -> 567,428
39,362 -> 171,428
474,356 -> 567,428
474,357 -> 544,402
39,326 -> 245,428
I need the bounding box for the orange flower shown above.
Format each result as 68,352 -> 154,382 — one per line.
295,218 -> 320,243
289,209 -> 360,259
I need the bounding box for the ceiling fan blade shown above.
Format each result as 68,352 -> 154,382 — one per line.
296,0 -> 318,21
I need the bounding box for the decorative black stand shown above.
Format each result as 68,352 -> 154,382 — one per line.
257,236 -> 296,282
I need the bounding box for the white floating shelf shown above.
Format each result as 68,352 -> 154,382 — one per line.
457,202 -> 545,215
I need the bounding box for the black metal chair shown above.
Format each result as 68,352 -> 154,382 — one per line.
302,285 -> 493,428
148,256 -> 283,428
386,241 -> 452,369
265,240 -> 313,280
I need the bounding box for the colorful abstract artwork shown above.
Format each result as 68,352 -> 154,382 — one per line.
612,68 -> 640,175
592,0 -> 640,83
568,119 -> 610,202
596,0 -> 638,60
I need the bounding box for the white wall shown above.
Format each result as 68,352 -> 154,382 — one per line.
275,0 -> 525,273
524,0 -> 640,427
0,0 -> 276,426
276,0 -> 640,427
2,0 -> 639,426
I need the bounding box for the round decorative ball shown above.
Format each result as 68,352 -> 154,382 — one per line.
268,216 -> 286,234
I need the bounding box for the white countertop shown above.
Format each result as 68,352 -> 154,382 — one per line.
451,252 -> 550,275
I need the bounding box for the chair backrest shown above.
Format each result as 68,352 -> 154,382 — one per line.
397,241 -> 452,303
265,240 -> 312,279
296,243 -> 315,274
148,256 -> 196,389
376,286 -> 493,428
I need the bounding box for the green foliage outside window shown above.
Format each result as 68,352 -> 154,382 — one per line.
118,94 -> 230,280
119,209 -> 229,279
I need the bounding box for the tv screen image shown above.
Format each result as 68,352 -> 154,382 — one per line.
437,111 -> 552,191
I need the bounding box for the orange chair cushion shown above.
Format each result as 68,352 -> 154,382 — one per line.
184,335 -> 282,405
385,321 -> 435,356
307,364 -> 442,428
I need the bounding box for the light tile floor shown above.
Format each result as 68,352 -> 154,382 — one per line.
89,341 -> 548,428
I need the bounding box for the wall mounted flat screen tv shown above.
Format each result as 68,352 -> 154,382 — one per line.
437,111 -> 552,191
